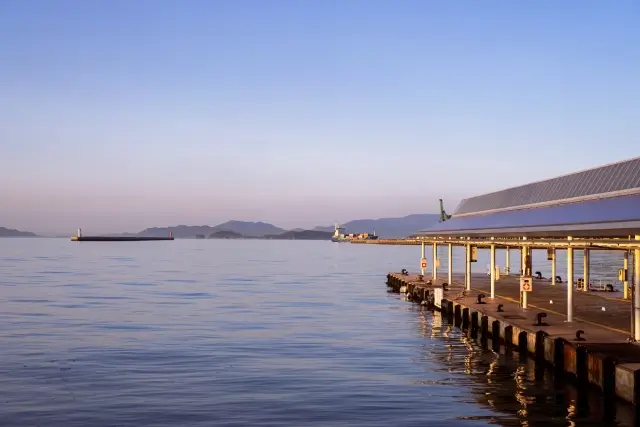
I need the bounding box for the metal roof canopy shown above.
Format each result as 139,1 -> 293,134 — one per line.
419,157 -> 640,239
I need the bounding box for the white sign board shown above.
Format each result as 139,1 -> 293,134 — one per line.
420,258 -> 427,269
520,276 -> 533,292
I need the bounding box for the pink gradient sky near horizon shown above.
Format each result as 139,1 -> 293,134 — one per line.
2,1 -> 639,235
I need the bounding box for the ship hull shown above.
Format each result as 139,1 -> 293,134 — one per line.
332,236 -> 378,243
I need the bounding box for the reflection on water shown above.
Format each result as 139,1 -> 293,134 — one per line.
0,238 -> 635,426
415,304 -> 636,426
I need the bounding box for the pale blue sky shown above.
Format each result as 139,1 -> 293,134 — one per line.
1,0 -> 639,234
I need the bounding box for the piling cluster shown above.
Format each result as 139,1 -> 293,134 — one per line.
386,272 -> 640,407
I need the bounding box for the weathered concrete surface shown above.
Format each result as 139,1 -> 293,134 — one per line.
449,272 -> 630,335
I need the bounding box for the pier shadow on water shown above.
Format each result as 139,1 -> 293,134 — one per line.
414,303 -> 637,426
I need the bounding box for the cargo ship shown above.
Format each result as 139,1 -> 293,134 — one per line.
331,223 -> 378,242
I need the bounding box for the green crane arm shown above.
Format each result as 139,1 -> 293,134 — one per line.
439,199 -> 452,222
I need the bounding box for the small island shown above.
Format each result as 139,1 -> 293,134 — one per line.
209,230 -> 244,239
263,230 -> 333,240
208,229 -> 333,240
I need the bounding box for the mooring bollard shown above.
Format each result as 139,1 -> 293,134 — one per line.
476,293 -> 486,304
575,330 -> 586,341
497,304 -> 504,312
442,282 -> 448,291
534,312 -> 549,326
417,274 -> 424,281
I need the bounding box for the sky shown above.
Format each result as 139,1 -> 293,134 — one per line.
1,0 -> 639,234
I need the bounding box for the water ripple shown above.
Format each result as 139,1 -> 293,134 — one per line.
0,238 -> 634,427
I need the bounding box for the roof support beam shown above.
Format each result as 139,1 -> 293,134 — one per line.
415,236 -> 640,251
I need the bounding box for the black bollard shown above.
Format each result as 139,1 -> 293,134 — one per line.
476,293 -> 486,304
442,282 -> 448,291
575,330 -> 586,341
497,304 -> 504,312
417,274 -> 424,281
534,312 -> 549,326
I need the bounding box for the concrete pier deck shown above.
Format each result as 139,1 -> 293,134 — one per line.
386,271 -> 640,407
452,272 -> 631,334
351,238 -> 419,245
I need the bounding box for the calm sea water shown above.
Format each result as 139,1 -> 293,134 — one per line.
0,238 -> 635,426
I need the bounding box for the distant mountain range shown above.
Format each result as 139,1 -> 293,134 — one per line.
137,221 -> 286,239
209,229 -> 334,240
133,214 -> 440,239
0,227 -> 37,237
1,213 -> 441,240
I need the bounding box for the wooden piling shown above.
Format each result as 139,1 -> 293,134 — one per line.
385,271 -> 640,407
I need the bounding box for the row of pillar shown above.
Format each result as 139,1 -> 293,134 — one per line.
420,237 -> 640,340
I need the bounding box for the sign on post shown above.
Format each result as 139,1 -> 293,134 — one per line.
470,246 -> 478,262
547,248 -> 554,261
520,276 -> 533,292
619,268 -> 628,281
421,258 -> 427,269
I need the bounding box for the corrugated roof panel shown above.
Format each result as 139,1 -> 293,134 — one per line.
572,169 -> 591,198
451,157 -> 640,216
420,193 -> 640,236
622,160 -> 640,190
604,162 -> 624,194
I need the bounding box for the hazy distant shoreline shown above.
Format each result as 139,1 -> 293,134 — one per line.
2,214 -> 440,240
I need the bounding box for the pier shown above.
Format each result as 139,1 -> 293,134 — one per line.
384,156 -> 640,407
350,238 -> 420,245
386,272 -> 640,408
70,228 -> 174,242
